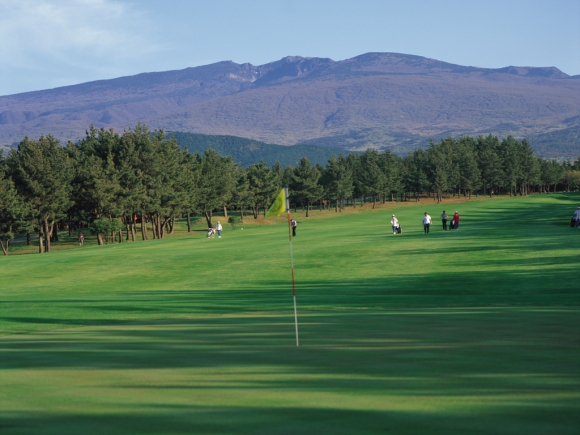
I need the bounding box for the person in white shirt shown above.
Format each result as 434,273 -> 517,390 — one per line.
390,215 -> 399,234
216,221 -> 223,238
423,212 -> 432,234
574,207 -> 580,228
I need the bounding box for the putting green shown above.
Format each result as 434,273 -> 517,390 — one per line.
1,193 -> 579,434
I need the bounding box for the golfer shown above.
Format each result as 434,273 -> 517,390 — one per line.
574,207 -> 580,228
291,219 -> 297,237
423,212 -> 432,234
453,211 -> 460,230
216,221 -> 223,238
390,214 -> 399,234
440,210 -> 448,231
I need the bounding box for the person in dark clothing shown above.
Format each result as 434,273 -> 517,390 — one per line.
441,210 -> 448,231
291,219 -> 297,237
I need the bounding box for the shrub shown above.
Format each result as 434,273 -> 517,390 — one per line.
228,216 -> 240,229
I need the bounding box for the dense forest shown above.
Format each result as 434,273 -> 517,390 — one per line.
1,124 -> 579,255
170,132 -> 338,167
525,123 -> 580,160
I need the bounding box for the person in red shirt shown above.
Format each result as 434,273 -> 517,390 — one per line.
452,211 -> 460,230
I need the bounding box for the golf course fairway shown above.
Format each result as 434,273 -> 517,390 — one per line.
1,193 -> 579,434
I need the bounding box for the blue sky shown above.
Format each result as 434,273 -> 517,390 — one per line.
1,0 -> 578,96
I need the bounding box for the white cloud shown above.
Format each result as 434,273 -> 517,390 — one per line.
0,0 -> 161,72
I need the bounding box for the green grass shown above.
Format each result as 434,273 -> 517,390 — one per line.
1,193 -> 579,434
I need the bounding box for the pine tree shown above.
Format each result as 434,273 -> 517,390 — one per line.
457,137 -> 481,198
322,154 -> 353,212
519,139 -> 541,195
476,135 -> 503,197
426,141 -> 451,203
0,168 -> 31,255
7,136 -> 74,253
404,149 -> 430,201
499,136 -> 523,196
197,149 -> 237,226
290,157 -> 323,217
381,151 -> 404,202
360,150 -> 386,208
246,161 -> 279,219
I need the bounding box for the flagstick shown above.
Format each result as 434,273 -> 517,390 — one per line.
286,187 -> 299,347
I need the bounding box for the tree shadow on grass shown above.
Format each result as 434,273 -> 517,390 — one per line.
1,402 -> 578,435
1,314 -> 579,435
1,291 -> 578,434
1,259 -> 579,338
1,304 -> 578,372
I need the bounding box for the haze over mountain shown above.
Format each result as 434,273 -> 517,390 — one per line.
1,52 -> 579,158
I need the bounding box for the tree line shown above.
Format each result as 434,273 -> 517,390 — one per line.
1,124 -> 579,255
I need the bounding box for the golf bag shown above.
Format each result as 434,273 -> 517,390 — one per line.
397,225 -> 402,234
207,228 -> 216,238
572,218 -> 577,228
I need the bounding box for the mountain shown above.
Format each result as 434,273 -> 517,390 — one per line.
1,53 -> 579,158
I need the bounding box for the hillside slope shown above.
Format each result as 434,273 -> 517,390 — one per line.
169,132 -> 340,167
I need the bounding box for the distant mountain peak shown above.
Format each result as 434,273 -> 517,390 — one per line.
496,66 -> 568,79
253,56 -> 334,85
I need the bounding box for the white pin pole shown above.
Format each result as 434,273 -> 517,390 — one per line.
286,187 -> 299,347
